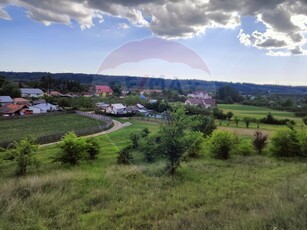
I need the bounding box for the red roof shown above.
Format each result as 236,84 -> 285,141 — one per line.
0,104 -> 28,114
95,85 -> 113,93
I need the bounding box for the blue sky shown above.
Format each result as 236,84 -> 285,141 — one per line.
0,1 -> 306,86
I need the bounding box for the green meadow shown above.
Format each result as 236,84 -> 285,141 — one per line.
0,119 -> 306,229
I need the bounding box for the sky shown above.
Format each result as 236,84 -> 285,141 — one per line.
0,0 -> 307,86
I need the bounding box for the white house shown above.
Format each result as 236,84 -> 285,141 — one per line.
106,104 -> 127,115
0,96 -> 13,106
21,88 -> 44,98
31,103 -> 59,113
185,98 -> 216,109
187,91 -> 211,100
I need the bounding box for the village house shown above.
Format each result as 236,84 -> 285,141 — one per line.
13,98 -> 31,106
20,88 -> 44,98
95,85 -> 113,97
185,98 -> 216,109
0,96 -> 13,106
187,91 -> 211,100
30,103 -> 60,113
105,104 -> 126,115
0,104 -> 29,116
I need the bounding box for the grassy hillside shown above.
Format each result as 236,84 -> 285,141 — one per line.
0,113 -> 106,144
0,119 -> 306,229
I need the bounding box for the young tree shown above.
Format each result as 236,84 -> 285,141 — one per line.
117,146 -> 133,164
193,115 -> 216,137
243,117 -> 252,128
226,112 -> 234,121
253,130 -> 268,154
159,107 -> 196,175
9,137 -> 39,176
270,129 -> 301,157
130,133 -> 140,149
234,117 -> 240,127
85,138 -> 100,160
54,132 -> 86,165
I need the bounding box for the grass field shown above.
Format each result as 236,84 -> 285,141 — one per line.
0,113 -> 106,144
0,119 -> 306,229
217,104 -> 305,136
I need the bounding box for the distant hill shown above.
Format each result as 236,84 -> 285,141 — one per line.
1,71 -> 307,95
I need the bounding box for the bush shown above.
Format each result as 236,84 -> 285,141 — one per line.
130,133 -> 140,149
185,131 -> 204,158
9,137 -> 39,176
117,146 -> 133,164
85,138 -> 100,160
193,115 -> 216,136
231,139 -> 255,156
298,131 -> 307,157
208,130 -> 235,160
270,130 -> 301,157
55,132 -> 86,165
253,130 -> 268,154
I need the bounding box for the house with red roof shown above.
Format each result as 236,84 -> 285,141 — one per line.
95,85 -> 113,97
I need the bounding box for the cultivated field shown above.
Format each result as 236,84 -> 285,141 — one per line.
0,119 -> 306,229
0,113 -> 106,144
217,104 -> 305,136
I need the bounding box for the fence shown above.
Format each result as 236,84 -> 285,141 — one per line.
0,111 -> 114,148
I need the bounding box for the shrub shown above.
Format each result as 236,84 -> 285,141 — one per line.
55,132 -> 86,165
270,130 -> 301,157
185,131 -> 204,158
193,115 -> 216,136
117,146 -> 133,164
130,133 -> 140,149
85,138 -> 100,160
9,137 -> 39,176
231,139 -> 255,156
253,130 -> 268,154
298,131 -> 307,157
208,130 -> 235,160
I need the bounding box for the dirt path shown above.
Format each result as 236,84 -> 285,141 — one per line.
40,120 -> 125,147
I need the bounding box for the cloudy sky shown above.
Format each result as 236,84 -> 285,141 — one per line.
0,0 -> 307,85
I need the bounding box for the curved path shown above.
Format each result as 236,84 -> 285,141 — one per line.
40,119 -> 125,147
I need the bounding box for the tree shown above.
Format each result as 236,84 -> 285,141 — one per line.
303,117 -> 307,126
216,85 -> 242,103
0,79 -> 21,97
130,133 -> 140,149
234,117 -> 240,127
9,137 -> 39,176
158,107 -> 196,175
54,132 -> 86,165
226,112 -> 233,121
117,146 -> 133,164
253,130 -> 268,154
208,130 -> 235,160
85,138 -> 100,160
193,115 -> 216,137
270,129 -> 301,157
243,117 -> 253,128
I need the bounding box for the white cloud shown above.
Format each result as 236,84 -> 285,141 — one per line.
0,0 -> 306,55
